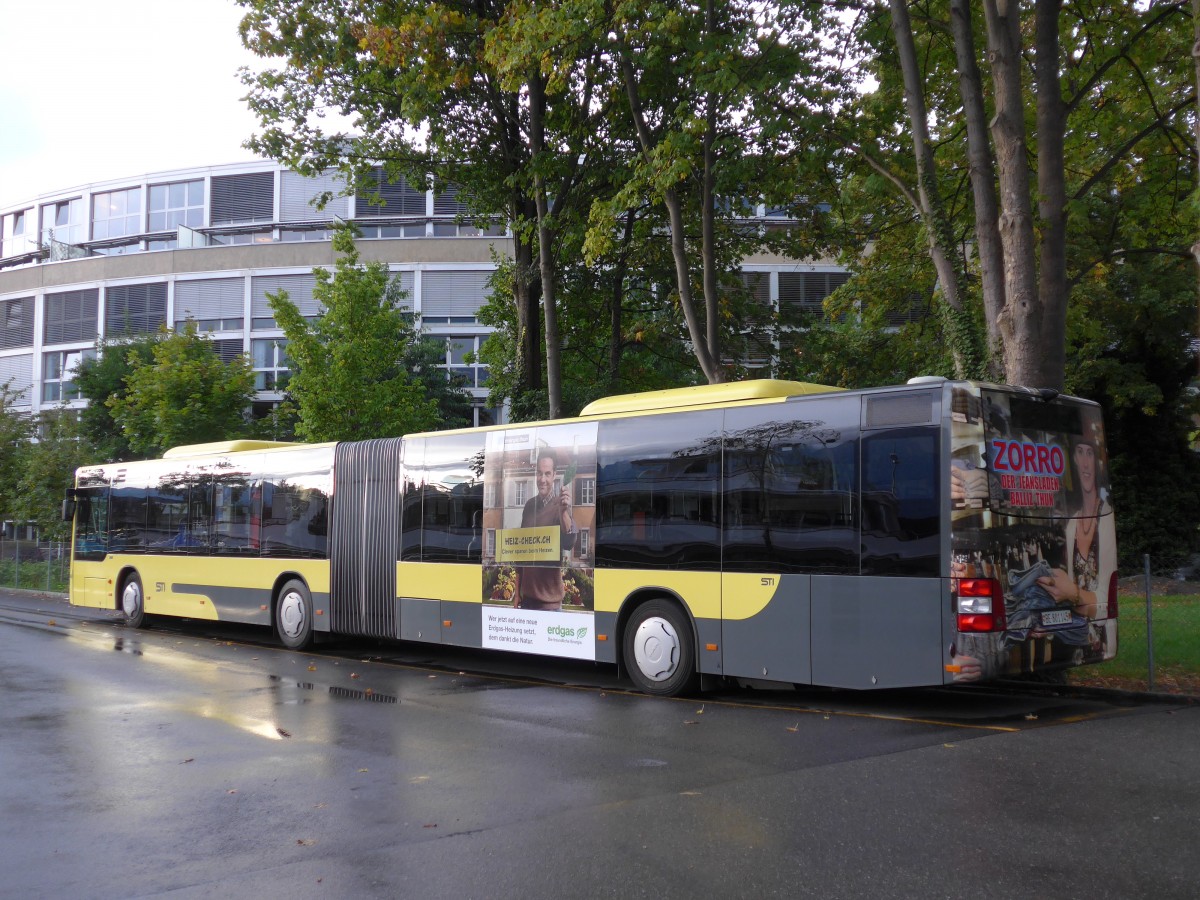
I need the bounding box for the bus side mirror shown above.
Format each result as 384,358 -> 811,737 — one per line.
62,490 -> 76,522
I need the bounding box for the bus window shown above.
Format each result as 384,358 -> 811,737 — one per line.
596,411 -> 722,570
73,487 -> 109,562
418,432 -> 485,563
860,428 -> 939,576
400,437 -> 424,561
261,472 -> 329,558
109,471 -> 149,552
212,471 -> 257,554
723,399 -> 859,574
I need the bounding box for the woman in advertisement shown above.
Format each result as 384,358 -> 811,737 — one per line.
1036,431 -> 1117,652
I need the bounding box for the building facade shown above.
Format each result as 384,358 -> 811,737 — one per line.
0,159 -> 848,427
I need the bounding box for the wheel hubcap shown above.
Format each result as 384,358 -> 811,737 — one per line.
632,616 -> 680,683
278,590 -> 308,639
122,582 -> 141,618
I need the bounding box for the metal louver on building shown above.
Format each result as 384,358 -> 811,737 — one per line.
420,271 -> 489,319
0,297 -> 34,349
43,288 -> 99,344
210,172 -> 275,225
355,168 -> 426,217
104,283 -> 167,336
0,353 -> 33,402
209,339 -> 245,364
330,438 -> 404,638
175,278 -> 245,324
280,170 -> 349,222
251,274 -> 320,320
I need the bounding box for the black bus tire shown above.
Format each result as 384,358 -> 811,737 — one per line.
120,571 -> 147,629
623,599 -> 698,696
275,579 -> 314,650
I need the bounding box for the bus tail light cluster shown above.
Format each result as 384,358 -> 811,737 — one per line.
1107,571 -> 1119,619
955,578 -> 1006,633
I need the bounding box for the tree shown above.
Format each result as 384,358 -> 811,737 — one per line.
74,333 -> 159,463
107,325 -> 256,458
0,382 -> 31,522
16,409 -> 96,542
836,0 -> 1196,390
239,0 -> 604,416
269,226 -> 442,442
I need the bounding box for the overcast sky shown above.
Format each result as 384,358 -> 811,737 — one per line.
0,0 -> 266,206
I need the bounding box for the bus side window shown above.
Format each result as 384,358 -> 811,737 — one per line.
860,429 -> 939,576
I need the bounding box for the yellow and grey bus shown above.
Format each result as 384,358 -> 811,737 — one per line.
65,378 -> 1118,695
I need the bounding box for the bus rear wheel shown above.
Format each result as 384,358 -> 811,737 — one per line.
275,579 -> 314,650
623,599 -> 698,696
120,572 -> 147,629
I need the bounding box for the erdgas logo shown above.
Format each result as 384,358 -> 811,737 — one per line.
548,625 -> 587,641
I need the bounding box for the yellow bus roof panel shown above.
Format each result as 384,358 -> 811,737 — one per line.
162,440 -> 303,459
579,379 -> 841,417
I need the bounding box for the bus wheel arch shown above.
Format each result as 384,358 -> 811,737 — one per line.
274,575 -> 314,650
117,568 -> 147,629
619,592 -> 699,697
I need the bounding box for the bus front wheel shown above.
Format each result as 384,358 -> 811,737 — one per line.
120,572 -> 146,629
275,579 -> 314,650
623,599 -> 698,696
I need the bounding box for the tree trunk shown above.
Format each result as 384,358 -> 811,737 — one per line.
950,0 -> 1006,379
609,212 -> 637,391
619,51 -> 722,383
889,0 -> 977,378
983,0 -> 1043,388
511,221 -> 542,398
1034,0 -> 1068,393
528,70 -> 563,418
1191,0 -> 1200,282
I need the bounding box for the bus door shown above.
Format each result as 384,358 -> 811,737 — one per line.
809,398 -> 945,689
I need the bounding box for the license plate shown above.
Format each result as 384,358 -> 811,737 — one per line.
1041,608 -> 1072,626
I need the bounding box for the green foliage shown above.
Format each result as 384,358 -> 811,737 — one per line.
107,324 -> 256,458
0,382 -> 32,520
270,226 -> 444,442
16,410 -> 97,541
74,333 -> 159,462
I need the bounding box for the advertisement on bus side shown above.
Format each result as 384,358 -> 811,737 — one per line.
481,422 -> 598,661
948,385 -> 1117,681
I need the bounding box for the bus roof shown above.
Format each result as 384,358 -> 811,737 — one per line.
578,379 -> 841,417
162,440 -> 304,459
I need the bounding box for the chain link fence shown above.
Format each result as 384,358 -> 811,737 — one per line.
0,537 -> 70,594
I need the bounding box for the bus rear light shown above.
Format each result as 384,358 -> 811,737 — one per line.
955,577 -> 1006,633
1107,571 -> 1119,619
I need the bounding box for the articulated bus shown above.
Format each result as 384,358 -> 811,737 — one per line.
65,378 -> 1117,695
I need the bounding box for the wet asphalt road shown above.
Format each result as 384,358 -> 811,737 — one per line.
1,589 -> 1198,899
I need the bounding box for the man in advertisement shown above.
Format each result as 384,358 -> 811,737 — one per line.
515,449 -> 577,611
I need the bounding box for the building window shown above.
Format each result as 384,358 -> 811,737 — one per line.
513,480 -> 529,508
426,333 -> 490,388
485,528 -> 496,557
576,477 -> 596,506
577,528 -> 589,560
43,289 -> 99,344
40,198 -> 85,247
42,348 -> 94,402
105,283 -> 167,336
484,482 -> 498,508
252,338 -> 290,391
2,209 -> 35,259
149,180 -> 204,231
92,187 -> 143,240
